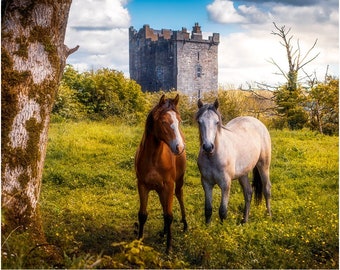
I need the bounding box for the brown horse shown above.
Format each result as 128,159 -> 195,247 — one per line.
135,94 -> 187,253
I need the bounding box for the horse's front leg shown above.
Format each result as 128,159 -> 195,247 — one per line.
175,176 -> 188,231
137,183 -> 149,239
159,182 -> 174,253
219,177 -> 231,222
202,179 -> 213,224
238,175 -> 253,223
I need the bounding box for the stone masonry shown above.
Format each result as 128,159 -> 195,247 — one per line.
129,23 -> 219,98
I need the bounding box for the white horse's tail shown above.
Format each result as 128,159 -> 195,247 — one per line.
253,166 -> 263,205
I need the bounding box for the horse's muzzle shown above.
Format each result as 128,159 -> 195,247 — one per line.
174,143 -> 185,155
203,142 -> 214,154
170,139 -> 185,155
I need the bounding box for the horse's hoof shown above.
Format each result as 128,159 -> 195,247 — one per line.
240,217 -> 248,224
165,246 -> 172,255
219,215 -> 227,224
182,220 -> 188,231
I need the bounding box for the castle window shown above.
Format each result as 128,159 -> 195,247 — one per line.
156,66 -> 163,80
196,65 -> 202,78
197,52 -> 200,60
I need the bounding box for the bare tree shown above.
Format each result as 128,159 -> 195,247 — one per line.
270,22 -> 320,92
269,22 -> 319,129
1,0 -> 78,263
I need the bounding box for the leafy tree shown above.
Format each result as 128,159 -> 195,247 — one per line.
275,84 -> 308,129
59,66 -> 147,122
308,76 -> 339,135
52,84 -> 86,120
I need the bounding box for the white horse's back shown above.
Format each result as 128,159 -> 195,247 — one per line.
224,116 -> 271,168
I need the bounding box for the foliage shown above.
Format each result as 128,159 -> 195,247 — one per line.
54,65 -> 338,133
274,84 -> 308,129
201,90 -> 275,125
109,240 -> 187,268
307,76 -> 339,135
53,83 -> 86,120
56,65 -> 148,123
2,121 -> 338,268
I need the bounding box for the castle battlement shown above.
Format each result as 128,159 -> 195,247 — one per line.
129,23 -> 219,97
129,23 -> 219,44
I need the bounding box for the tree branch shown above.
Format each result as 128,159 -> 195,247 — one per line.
267,58 -> 288,80
66,45 -> 79,57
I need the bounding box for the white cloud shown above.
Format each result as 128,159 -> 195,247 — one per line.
65,0 -> 130,73
217,25 -> 338,86
67,0 -> 130,28
207,0 -> 339,86
207,0 -> 245,23
206,0 -> 271,24
217,31 -> 288,87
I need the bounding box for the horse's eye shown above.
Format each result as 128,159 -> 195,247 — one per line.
216,121 -> 220,125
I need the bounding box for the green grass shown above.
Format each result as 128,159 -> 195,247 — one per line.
2,121 -> 338,268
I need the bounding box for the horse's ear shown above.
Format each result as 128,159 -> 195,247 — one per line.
159,94 -> 166,105
214,99 -> 219,109
197,99 -> 203,108
173,94 -> 179,106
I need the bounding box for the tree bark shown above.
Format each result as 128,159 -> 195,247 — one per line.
1,0 -> 78,264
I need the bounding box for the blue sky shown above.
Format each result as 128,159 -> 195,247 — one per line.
126,0 -> 240,34
65,0 -> 338,87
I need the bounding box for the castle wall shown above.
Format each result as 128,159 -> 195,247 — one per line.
176,41 -> 218,98
129,25 -> 176,92
129,23 -> 219,97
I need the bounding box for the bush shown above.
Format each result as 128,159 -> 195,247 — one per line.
53,84 -> 86,120
55,65 -> 149,123
307,76 -> 339,135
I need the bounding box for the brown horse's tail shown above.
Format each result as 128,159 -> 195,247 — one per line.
252,166 -> 263,205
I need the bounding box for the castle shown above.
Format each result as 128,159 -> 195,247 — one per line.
129,23 -> 219,98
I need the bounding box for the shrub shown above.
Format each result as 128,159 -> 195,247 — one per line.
52,84 -> 86,120
55,65 -> 149,123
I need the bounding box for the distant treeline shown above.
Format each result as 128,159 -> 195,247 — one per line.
53,65 -> 338,135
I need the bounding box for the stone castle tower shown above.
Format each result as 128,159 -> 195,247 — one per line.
129,23 -> 219,98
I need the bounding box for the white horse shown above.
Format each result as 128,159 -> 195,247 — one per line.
196,99 -> 272,224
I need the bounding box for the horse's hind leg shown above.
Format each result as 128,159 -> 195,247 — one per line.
257,165 -> 272,217
175,177 -> 188,231
137,183 -> 149,239
238,175 -> 253,223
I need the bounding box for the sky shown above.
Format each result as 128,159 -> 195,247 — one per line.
65,0 -> 339,87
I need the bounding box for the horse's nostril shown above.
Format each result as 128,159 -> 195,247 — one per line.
175,144 -> 185,155
176,144 -> 180,152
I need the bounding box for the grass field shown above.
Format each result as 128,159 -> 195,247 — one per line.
3,120 -> 339,268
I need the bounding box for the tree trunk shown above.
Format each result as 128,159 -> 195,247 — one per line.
1,0 -> 78,265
